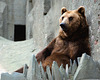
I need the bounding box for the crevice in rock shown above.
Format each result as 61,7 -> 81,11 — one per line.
43,0 -> 51,15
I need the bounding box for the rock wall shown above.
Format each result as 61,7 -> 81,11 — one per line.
14,0 -> 27,25
0,1 -> 7,38
26,0 -> 100,60
0,0 -> 27,40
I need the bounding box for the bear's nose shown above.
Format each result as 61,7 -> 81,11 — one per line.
60,23 -> 66,29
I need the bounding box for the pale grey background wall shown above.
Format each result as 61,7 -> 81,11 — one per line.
0,0 -> 27,40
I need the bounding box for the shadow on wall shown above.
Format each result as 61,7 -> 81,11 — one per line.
44,0 -> 51,15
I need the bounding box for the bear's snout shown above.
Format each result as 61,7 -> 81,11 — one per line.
60,23 -> 67,31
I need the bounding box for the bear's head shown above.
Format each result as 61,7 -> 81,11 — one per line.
59,6 -> 88,39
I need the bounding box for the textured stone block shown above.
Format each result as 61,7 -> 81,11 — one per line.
73,53 -> 100,80
1,72 -> 26,80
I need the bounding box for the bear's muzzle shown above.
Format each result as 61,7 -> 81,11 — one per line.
60,23 -> 67,31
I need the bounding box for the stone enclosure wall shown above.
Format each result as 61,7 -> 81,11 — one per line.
26,0 -> 100,61
0,0 -> 27,40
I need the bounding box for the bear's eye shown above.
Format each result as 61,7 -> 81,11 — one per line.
69,17 -> 73,21
62,17 -> 64,20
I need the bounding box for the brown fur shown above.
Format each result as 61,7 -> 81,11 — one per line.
15,6 -> 91,73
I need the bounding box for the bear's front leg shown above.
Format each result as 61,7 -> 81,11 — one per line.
36,38 -> 56,63
42,54 -> 70,71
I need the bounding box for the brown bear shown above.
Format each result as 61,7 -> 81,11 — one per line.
15,6 -> 91,73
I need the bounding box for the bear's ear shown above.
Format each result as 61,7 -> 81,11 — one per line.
77,6 -> 85,17
61,7 -> 67,15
